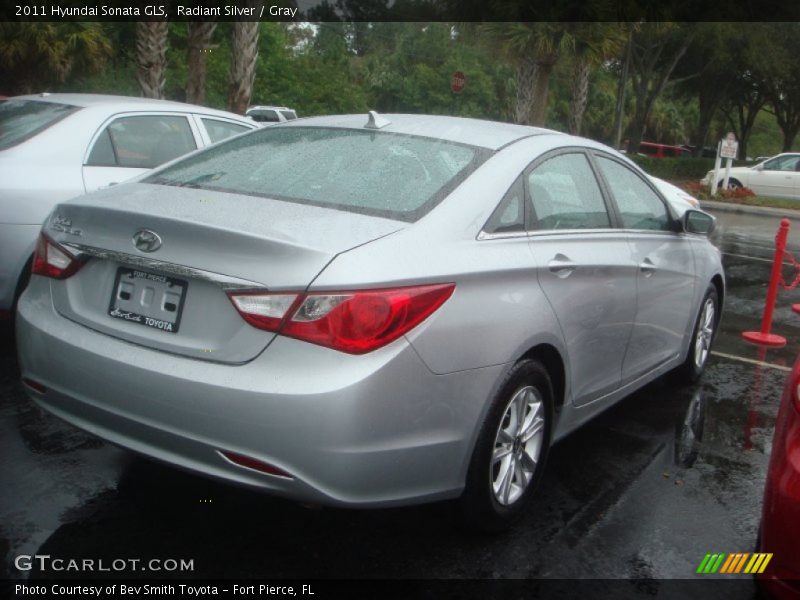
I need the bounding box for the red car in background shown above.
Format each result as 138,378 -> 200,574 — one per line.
759,356 -> 800,598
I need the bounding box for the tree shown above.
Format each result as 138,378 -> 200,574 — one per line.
186,22 -> 217,105
563,23 -> 629,136
720,73 -> 765,161
228,21 -> 260,114
479,23 -> 570,126
626,23 -> 695,153
758,23 -> 800,151
0,23 -> 111,95
135,22 -> 169,98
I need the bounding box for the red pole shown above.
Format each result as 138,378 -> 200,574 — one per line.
743,218 -> 790,347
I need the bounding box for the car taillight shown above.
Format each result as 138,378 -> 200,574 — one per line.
31,233 -> 84,279
227,283 -> 455,354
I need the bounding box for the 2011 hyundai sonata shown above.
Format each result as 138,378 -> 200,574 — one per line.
16,113 -> 724,530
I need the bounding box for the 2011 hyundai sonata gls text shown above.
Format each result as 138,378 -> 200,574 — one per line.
16,113 -> 724,530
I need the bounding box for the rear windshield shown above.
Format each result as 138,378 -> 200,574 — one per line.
146,126 -> 489,222
0,99 -> 79,150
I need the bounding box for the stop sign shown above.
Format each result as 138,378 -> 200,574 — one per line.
451,71 -> 466,94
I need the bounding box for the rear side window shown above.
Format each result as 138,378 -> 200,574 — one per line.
146,126 -> 489,222
596,156 -> 670,231
280,110 -> 297,120
484,177 -> 525,234
527,153 -> 610,230
86,115 -> 196,168
201,118 -> 251,144
0,99 -> 78,150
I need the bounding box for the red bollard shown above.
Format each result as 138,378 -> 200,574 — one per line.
742,218 -> 790,347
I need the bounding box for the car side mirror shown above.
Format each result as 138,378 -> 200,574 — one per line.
754,163 -> 764,171
683,210 -> 715,236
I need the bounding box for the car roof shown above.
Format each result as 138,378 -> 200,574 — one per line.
9,93 -> 252,121
248,105 -> 294,111
279,113 -> 559,151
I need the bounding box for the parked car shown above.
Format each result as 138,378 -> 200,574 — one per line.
246,105 -> 298,124
758,355 -> 800,599
638,141 -> 691,159
0,93 -> 258,320
16,113 -> 724,530
701,153 -> 800,199
650,176 -> 702,215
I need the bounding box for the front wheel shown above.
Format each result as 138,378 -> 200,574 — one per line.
674,284 -> 719,384
460,359 -> 553,532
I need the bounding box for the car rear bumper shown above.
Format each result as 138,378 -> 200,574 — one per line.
16,277 -> 501,507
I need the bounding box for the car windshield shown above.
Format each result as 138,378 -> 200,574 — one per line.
146,126 -> 489,222
0,99 -> 79,150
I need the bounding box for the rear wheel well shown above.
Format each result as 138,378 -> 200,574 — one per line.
13,254 -> 34,307
520,344 -> 566,416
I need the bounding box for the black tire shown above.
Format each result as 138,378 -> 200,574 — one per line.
674,284 -> 719,384
460,359 -> 554,532
718,177 -> 743,190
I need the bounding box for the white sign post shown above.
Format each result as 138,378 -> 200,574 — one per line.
721,133 -> 738,189
716,132 -> 739,193
710,140 -> 723,195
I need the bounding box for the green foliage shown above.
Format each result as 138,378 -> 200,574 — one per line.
15,20 -> 800,159
627,156 -> 719,180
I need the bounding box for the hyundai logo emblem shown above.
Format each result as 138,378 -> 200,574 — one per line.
133,229 -> 162,253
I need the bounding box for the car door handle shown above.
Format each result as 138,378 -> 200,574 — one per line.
548,255 -> 576,278
640,258 -> 656,277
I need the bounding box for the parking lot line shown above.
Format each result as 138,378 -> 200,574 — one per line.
722,252 -> 776,264
711,350 -> 792,372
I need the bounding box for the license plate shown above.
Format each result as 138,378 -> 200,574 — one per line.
108,267 -> 187,334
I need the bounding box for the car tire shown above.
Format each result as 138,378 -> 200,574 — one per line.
460,359 -> 553,532
674,284 -> 719,384
718,178 -> 743,190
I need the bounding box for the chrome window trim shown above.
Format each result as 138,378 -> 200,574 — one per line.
63,243 -> 264,291
476,230 -> 529,241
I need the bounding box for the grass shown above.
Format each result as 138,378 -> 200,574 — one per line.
671,179 -> 800,212
704,196 -> 800,211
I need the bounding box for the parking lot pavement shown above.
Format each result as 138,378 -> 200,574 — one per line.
2,212 -> 800,593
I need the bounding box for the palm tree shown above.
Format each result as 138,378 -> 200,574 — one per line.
186,22 -> 217,105
480,23 -> 572,126
564,23 -> 630,136
0,23 -> 111,95
135,21 -> 169,99
228,21 -> 260,115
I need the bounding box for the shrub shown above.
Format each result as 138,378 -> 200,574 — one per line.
681,180 -> 755,201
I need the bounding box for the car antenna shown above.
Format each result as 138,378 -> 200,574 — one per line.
365,110 -> 391,130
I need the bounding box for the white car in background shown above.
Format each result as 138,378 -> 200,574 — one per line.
0,93 -> 257,320
245,105 -> 298,124
701,153 -> 800,199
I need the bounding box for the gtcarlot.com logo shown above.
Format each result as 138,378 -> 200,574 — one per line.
696,552 -> 773,575
14,554 -> 194,573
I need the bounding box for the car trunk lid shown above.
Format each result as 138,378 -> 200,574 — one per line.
46,183 -> 404,363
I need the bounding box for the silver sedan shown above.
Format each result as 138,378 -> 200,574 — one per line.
16,113 -> 724,530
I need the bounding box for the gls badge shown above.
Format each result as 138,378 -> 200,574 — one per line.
49,214 -> 82,236
133,229 -> 162,253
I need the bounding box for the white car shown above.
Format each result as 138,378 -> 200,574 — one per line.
0,93 -> 258,320
245,105 -> 298,125
701,153 -> 800,199
650,176 -> 701,215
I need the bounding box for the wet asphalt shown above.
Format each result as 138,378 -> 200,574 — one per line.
2,208 -> 800,593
